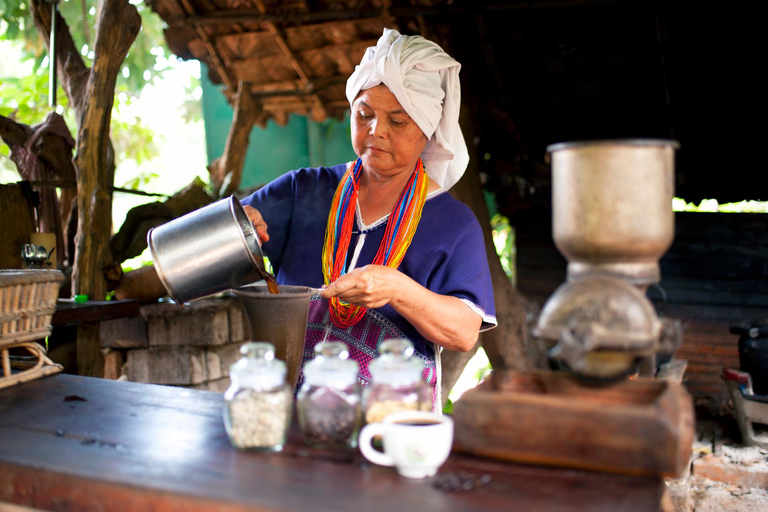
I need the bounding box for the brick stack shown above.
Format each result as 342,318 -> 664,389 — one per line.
99,297 -> 249,392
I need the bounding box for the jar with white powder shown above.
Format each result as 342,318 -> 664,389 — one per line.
223,342 -> 291,451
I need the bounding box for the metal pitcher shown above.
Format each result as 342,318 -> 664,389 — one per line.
148,196 -> 266,303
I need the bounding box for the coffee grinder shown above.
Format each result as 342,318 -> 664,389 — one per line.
532,139 -> 683,382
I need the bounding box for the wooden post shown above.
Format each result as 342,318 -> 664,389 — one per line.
452,105 -> 546,375
71,0 -> 140,376
211,81 -> 263,197
415,21 -> 545,403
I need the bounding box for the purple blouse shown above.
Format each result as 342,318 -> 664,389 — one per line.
241,163 -> 496,390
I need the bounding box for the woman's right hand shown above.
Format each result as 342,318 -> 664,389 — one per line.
243,205 -> 270,243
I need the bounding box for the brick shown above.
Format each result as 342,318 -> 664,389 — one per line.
103,349 -> 125,380
692,454 -> 768,489
206,342 -> 246,381
144,300 -> 230,348
128,346 -> 207,385
227,302 -> 248,343
99,316 -> 148,349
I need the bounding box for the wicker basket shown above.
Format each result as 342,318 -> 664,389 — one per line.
0,269 -> 64,346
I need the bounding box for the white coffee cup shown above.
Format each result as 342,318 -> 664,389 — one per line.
358,410 -> 454,479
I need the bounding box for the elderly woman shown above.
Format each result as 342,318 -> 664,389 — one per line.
241,29 -> 496,406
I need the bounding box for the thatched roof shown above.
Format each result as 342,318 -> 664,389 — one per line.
149,0 -> 406,125
147,0 -> 763,203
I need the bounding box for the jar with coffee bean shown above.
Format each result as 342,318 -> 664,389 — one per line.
223,342 -> 292,451
364,339 -> 432,424
297,341 -> 362,448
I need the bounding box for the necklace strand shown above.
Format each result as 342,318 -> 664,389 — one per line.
322,158 -> 429,328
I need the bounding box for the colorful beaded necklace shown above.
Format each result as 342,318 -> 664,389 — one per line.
322,157 -> 429,328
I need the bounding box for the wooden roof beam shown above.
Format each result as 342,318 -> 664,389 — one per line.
168,1 -> 620,28
254,1 -> 328,121
169,0 -> 237,91
169,8 -> 382,28
245,75 -> 347,97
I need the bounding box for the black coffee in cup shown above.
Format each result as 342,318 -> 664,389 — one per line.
393,419 -> 442,426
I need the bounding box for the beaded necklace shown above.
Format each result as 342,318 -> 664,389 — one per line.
322,157 -> 429,328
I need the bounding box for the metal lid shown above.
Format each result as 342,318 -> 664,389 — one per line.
230,342 -> 286,390
547,139 -> 680,154
303,341 -> 359,388
369,339 -> 423,386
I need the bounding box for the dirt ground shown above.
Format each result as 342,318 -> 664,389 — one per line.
665,417 -> 768,511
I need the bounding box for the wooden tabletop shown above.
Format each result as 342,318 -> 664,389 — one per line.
0,374 -> 666,512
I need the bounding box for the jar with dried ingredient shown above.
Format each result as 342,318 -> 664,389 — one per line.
297,341 -> 361,448
223,342 -> 292,451
364,339 -> 433,424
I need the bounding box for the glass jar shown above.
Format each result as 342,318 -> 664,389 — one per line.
297,342 -> 361,448
223,342 -> 292,451
364,339 -> 433,424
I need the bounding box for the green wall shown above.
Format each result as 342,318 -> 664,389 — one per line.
201,64 -> 357,189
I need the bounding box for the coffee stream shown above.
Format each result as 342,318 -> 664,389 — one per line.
257,266 -> 280,295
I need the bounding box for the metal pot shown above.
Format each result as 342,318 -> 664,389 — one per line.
547,139 -> 679,284
148,196 -> 266,303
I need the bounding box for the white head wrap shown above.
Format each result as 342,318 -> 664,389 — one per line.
346,28 -> 469,191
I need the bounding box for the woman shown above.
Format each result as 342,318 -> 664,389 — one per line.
242,29 -> 496,407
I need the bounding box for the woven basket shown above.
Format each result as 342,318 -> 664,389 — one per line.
0,269 -> 64,346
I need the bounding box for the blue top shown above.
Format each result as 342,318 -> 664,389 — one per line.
241,163 -> 496,387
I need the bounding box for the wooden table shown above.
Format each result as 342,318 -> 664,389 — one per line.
0,374 -> 667,511
52,299 -> 140,327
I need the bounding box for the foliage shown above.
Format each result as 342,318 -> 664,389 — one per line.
0,0 -> 202,175
672,197 -> 768,213
0,0 -> 170,91
444,347 -> 493,413
491,213 -> 516,285
0,70 -> 73,164
121,246 -> 153,273
0,0 -> 40,52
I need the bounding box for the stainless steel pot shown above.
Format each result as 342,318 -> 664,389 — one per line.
148,196 -> 266,303
547,139 -> 679,284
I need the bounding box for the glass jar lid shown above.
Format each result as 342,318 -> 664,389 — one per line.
303,341 -> 359,388
369,339 -> 423,386
230,342 -> 286,390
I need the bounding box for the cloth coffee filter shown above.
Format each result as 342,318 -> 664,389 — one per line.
346,28 -> 469,191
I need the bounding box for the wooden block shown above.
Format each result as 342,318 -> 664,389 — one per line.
452,370 -> 695,478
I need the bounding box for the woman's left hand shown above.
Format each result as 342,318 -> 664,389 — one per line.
320,265 -> 399,309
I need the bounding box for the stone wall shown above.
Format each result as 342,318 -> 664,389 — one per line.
99,297 -> 248,392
